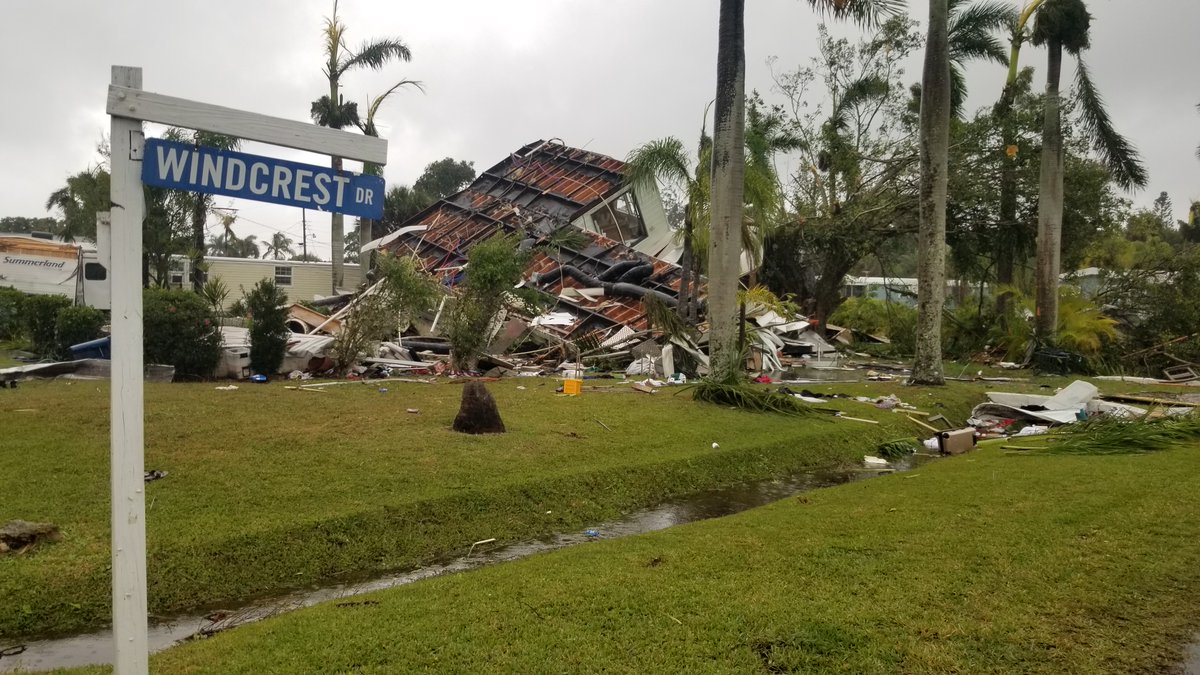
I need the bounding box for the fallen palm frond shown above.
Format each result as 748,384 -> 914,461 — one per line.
1007,413 -> 1200,455
876,437 -> 919,460
686,380 -> 821,417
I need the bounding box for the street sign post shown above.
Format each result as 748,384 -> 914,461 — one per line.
105,65 -> 387,674
142,138 -> 384,219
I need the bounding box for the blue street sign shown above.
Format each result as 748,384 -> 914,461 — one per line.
142,138 -> 385,219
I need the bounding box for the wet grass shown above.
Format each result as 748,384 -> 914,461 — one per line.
0,377 -> 947,639
113,429 -> 1200,674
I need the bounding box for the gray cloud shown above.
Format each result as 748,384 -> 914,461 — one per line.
2,0 -> 1196,257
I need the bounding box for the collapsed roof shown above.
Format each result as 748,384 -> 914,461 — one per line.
372,139 -> 696,342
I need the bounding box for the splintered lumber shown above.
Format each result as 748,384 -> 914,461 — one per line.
1100,393 -> 1200,408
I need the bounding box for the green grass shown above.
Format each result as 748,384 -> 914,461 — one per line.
1,377 -> 944,638
105,437 -> 1200,674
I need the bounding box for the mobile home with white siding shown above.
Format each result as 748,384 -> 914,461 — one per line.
166,257 -> 362,311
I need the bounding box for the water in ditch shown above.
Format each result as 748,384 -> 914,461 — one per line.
0,453 -> 935,672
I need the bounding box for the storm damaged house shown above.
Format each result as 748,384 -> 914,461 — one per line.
365,140 -> 698,344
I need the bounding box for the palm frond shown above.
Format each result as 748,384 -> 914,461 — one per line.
1013,413 -> 1200,455
829,75 -> 890,132
806,0 -> 906,29
338,38 -> 412,76
311,95 -> 360,130
358,79 -> 424,137
624,137 -> 694,190
1074,59 -> 1148,191
949,63 -> 968,118
1031,0 -> 1091,54
689,380 -> 822,417
948,0 -> 1014,66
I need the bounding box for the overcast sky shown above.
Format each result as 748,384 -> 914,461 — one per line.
1,0 -> 1196,259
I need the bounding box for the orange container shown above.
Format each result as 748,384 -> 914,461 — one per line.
563,378 -> 583,396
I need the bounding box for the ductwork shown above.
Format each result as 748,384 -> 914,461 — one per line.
535,264 -> 678,307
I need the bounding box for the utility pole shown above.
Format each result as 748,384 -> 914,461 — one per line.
302,209 -> 307,259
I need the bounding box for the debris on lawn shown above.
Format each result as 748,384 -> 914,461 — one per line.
0,520 -> 62,554
1002,413 -> 1200,454
144,470 -> 169,482
0,359 -> 174,386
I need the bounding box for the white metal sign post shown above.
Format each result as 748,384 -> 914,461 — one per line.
104,65 -> 386,674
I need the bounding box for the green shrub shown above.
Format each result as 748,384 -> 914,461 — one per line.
829,297 -> 917,354
54,305 -> 105,358
0,287 -> 26,341
448,235 -> 528,370
24,294 -> 73,357
143,289 -> 222,380
245,280 -> 290,375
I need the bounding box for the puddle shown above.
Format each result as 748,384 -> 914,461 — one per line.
0,454 -> 935,672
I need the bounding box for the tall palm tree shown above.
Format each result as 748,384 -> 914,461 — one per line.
707,0 -> 748,383
263,232 -> 296,261
312,0 -> 413,293
1031,0 -> 1147,342
994,0 -> 1046,314
163,129 -> 240,291
912,0 -> 952,385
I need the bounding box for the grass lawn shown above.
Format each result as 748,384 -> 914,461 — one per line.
1,376 -> 976,639
110,432 -> 1200,674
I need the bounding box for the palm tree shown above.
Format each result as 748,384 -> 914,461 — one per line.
1031,0 -> 1147,343
625,103 -> 796,325
912,0 -> 952,385
163,129 -> 240,291
707,0 -> 748,383
45,167 -> 110,242
262,232 -> 296,261
312,0 -> 413,293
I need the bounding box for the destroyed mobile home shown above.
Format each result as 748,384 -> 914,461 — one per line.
284,139 -> 841,381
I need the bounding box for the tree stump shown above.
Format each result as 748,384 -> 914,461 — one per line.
452,381 -> 506,434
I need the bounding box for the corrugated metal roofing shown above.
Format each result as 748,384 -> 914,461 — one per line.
381,140 -> 698,341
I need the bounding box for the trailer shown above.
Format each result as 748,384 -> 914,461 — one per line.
0,234 -> 110,310
163,256 -> 363,311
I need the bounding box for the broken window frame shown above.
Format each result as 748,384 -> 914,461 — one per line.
588,189 -> 648,244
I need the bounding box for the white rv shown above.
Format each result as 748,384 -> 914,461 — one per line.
0,235 -> 111,310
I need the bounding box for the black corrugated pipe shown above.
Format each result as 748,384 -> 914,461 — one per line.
597,260 -> 642,282
400,339 -> 453,354
536,265 -> 678,307
616,263 -> 654,285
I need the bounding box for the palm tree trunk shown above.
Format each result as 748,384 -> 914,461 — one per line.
330,157 -> 345,293
995,80 -> 1019,317
190,195 -> 206,292
1034,40 -> 1064,344
912,0 -> 951,385
706,0 -> 746,383
677,210 -> 694,319
995,0 -> 1043,319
